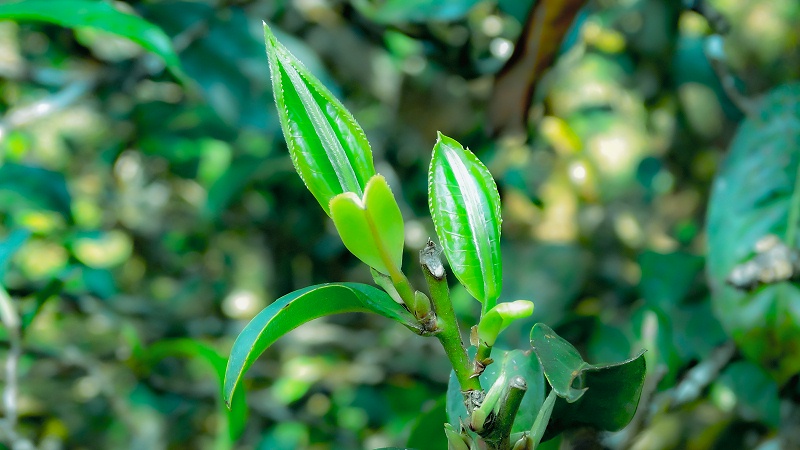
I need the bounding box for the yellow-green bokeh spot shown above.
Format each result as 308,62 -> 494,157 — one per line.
330,175 -> 404,276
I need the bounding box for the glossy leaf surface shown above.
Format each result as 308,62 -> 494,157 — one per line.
224,283 -> 419,406
531,324 -> 646,439
478,300 -> 535,346
264,22 -> 375,215
706,83 -> 800,383
0,0 -> 183,78
330,175 -> 404,275
447,349 -> 545,433
429,133 -> 503,306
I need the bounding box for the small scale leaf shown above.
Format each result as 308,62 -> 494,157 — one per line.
330,175 -> 404,275
0,0 -> 184,79
224,283 -> 419,406
428,133 -> 502,307
264,22 -> 375,215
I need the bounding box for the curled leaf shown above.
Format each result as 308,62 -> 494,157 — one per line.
264,22 -> 375,215
478,300 -> 535,346
428,133 -> 503,307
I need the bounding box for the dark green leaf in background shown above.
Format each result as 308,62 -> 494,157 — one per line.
0,229 -> 30,278
0,163 -> 73,221
429,133 -> 503,308
406,396 -> 448,450
706,82 -> 800,383
224,283 -> 421,407
352,0 -> 482,24
0,0 -> 184,79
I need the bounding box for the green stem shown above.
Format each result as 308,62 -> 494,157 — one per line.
530,390 -> 557,449
421,245 -> 481,394
482,376 -> 527,450
785,162 -> 800,249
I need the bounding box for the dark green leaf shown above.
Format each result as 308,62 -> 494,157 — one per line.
716,361 -> 780,428
0,0 -> 184,79
406,396 -> 447,450
706,82 -> 800,383
531,324 -> 646,439
429,133 -> 502,307
529,323 -> 589,402
224,283 -> 420,407
0,163 -> 72,221
145,339 -> 247,442
447,349 -> 545,433
264,22 -> 375,216
352,0 -> 482,23
0,229 -> 30,278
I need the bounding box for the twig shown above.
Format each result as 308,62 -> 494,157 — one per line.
0,286 -> 36,450
0,78 -> 95,145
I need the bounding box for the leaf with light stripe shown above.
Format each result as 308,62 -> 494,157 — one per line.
428,132 -> 503,307
264,22 -> 375,215
224,283 -> 419,407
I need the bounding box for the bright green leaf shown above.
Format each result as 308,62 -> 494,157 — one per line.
0,0 -> 184,79
330,175 -> 404,275
428,132 -> 502,307
224,283 -> 420,407
264,22 -> 375,215
706,82 -> 800,383
478,300 -> 535,346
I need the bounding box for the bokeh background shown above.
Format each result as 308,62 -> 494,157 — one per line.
1,0 -> 799,449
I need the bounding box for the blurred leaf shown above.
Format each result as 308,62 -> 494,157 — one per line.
0,229 -> 30,278
531,323 -> 645,439
406,396 -> 447,450
0,0 -> 184,78
638,251 -> 704,312
352,0 -> 482,24
447,349 -> 545,433
145,339 -> 247,443
264,21 -> 375,216
488,0 -> 586,135
429,133 -> 502,307
706,82 -> 800,383
716,361 -> 780,429
330,175 -> 404,275
0,163 -> 72,221
224,283 -> 421,407
204,156 -> 265,219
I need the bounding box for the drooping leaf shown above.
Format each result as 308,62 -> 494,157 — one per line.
0,163 -> 72,221
428,133 -> 502,307
264,22 -> 375,216
144,339 -> 247,443
478,300 -> 535,346
330,175 -> 404,275
447,349 -> 545,433
224,283 -> 420,407
706,82 -> 800,383
530,324 -> 646,439
0,0 -> 184,79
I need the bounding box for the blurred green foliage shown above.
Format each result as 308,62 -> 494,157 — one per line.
0,0 -> 799,449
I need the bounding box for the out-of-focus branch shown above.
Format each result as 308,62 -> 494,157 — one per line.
0,78 -> 95,144
0,286 -> 36,450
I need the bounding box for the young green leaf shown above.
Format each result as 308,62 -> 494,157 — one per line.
264,22 -> 375,216
428,132 -> 503,307
478,300 -> 534,346
224,283 -> 420,407
0,0 -> 184,79
330,175 -> 404,276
